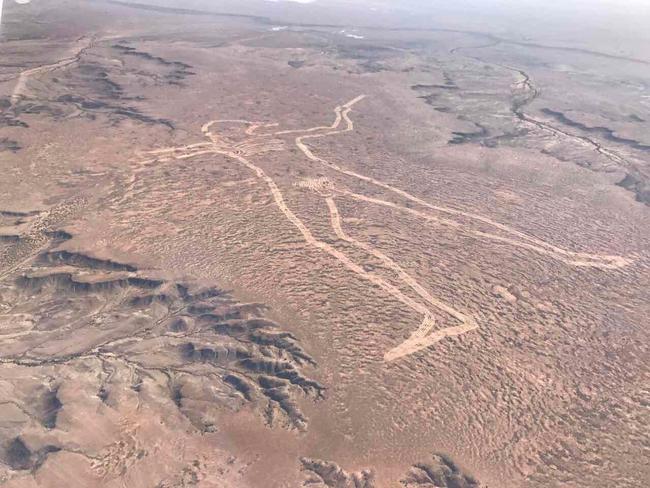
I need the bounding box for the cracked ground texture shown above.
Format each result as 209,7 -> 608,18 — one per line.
0,1 -> 649,487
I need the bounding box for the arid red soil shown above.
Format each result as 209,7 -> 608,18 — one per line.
0,1 -> 648,487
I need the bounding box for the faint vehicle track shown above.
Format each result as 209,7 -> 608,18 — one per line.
135,96 -> 631,362
10,37 -> 96,105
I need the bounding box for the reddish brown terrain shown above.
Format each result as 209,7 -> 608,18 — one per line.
0,1 -> 648,487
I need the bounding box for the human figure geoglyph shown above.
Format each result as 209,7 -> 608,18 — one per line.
136,96 -> 631,362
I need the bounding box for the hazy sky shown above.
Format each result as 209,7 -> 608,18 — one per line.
2,0 -> 648,58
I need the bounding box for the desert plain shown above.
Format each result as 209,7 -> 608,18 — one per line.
0,1 -> 648,487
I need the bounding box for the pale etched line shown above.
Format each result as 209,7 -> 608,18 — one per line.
326,196 -> 477,361
133,95 -> 630,363
200,125 -> 434,330
271,96 -> 363,136
141,142 -> 213,155
246,122 -> 279,136
172,149 -> 218,160
326,196 -> 465,321
325,197 -> 432,316
294,96 -> 631,270
383,318 -> 479,362
341,191 -> 627,270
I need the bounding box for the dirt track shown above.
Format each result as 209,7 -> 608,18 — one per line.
10,37 -> 95,105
